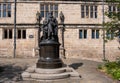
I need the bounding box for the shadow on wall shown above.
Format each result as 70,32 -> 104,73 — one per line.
0,64 -> 27,82
69,63 -> 83,69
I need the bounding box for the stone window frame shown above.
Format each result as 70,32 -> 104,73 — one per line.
17,29 -> 26,39
106,30 -> 120,39
79,29 -> 87,39
0,3 -> 11,18
7,3 -> 11,17
81,4 -> 98,18
106,30 -> 114,40
40,3 -> 58,18
108,5 -> 120,15
3,28 -> 13,39
91,29 -> 99,39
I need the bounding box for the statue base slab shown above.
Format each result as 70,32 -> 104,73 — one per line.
22,65 -> 81,81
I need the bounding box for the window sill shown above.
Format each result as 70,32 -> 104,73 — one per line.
16,39 -> 26,40
0,17 -> 11,18
81,18 -> 98,19
2,39 -> 12,40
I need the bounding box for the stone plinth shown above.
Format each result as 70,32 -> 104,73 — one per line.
37,40 -> 63,69
22,65 -> 81,81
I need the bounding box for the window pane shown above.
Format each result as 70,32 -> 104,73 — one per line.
90,6 -> 93,18
109,6 -> 112,15
81,5 -> 84,11
45,5 -> 49,18
86,6 -> 89,17
8,4 -> 11,10
90,6 -> 93,11
81,12 -> 84,18
7,4 -> 11,17
4,29 -> 7,39
23,30 -> 26,39
18,30 -> 21,39
90,12 -> 93,18
40,4 -> 44,11
95,6 -> 97,11
95,12 -> 97,18
9,29 -> 12,39
8,11 -> 11,17
45,11 -> 49,18
109,6 -> 112,12
106,32 -> 111,39
45,5 -> 49,11
54,11 -> 58,17
86,6 -> 89,11
92,30 -> 95,39
81,5 -> 84,18
95,6 -> 97,18
50,4 -> 53,11
96,30 -> 99,39
117,6 -> 120,12
113,6 -> 116,12
84,30 -> 87,38
54,5 -> 58,11
3,4 -> 6,17
79,30 -> 82,39
41,11 -> 44,17
3,4 -> 6,10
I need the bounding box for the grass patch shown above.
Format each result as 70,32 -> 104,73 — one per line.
98,60 -> 120,80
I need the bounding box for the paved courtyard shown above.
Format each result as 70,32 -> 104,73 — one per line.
0,58 -> 118,83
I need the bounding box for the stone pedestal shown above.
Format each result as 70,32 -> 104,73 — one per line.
37,40 -> 63,69
22,12 -> 81,82
22,65 -> 81,81
22,40 -> 81,81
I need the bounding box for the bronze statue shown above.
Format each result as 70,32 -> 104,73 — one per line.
37,12 -> 62,69
41,11 -> 58,41
42,19 -> 48,40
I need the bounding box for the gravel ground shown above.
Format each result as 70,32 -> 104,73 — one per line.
0,58 -> 117,83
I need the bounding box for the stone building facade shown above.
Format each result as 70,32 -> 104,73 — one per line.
0,0 -> 120,61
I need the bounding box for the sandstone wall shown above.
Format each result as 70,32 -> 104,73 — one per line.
0,28 -> 13,57
0,1 -> 119,61
0,28 -> 38,58
0,2 -> 109,24
64,28 -> 120,61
